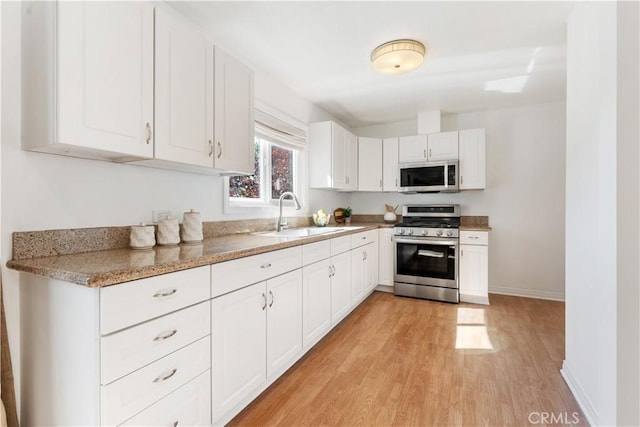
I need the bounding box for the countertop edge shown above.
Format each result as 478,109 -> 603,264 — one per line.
7,224 -> 385,287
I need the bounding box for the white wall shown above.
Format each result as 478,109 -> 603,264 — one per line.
563,2 -> 640,425
350,102 -> 566,301
0,2 -> 348,416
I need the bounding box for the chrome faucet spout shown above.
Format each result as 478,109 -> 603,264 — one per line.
277,192 -> 302,232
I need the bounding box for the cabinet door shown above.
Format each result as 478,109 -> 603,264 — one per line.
378,229 -> 394,286
345,130 -> 359,190
459,244 -> 489,298
331,124 -> 347,189
365,241 -> 379,292
382,137 -> 399,191
330,254 -> 352,324
57,2 -> 153,158
302,260 -> 332,349
266,270 -> 303,379
155,7 -> 213,167
398,135 -> 428,163
211,282 -> 266,421
459,128 -> 486,190
427,131 -> 459,161
214,47 -> 255,174
358,138 -> 383,191
351,248 -> 365,305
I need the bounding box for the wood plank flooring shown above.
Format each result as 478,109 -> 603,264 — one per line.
229,292 -> 586,426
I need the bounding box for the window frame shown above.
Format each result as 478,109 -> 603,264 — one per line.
224,104 -> 308,216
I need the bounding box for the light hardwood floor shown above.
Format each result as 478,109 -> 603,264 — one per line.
229,292 -> 586,426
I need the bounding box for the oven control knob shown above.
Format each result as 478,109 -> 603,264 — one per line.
398,229 -> 405,235
421,230 -> 428,236
446,230 -> 453,237
436,229 -> 443,236
407,229 -> 414,236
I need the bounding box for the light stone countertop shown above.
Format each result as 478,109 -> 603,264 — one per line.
6,224 -> 384,288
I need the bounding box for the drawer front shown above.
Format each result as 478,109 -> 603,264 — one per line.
350,230 -> 378,249
101,336 -> 210,426
101,301 -> 210,385
211,246 -> 302,297
100,266 -> 210,335
330,235 -> 351,256
460,231 -> 489,246
302,240 -> 331,266
120,370 -> 211,427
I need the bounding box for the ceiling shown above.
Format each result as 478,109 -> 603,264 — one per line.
171,1 -> 575,129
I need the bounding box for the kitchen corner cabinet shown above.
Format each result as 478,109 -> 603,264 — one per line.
459,231 -> 489,305
459,128 -> 486,190
358,137 -> 383,191
382,137 -> 400,191
22,1 -> 155,160
309,121 -> 358,190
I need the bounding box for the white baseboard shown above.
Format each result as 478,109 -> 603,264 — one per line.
489,286 -> 564,302
460,293 -> 489,305
560,360 -> 598,426
375,285 -> 394,293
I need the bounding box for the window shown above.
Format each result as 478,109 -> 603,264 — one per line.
226,106 -> 307,211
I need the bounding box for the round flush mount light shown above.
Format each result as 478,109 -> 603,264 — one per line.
371,39 -> 426,75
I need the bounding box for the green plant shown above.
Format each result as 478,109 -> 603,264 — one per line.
343,206 -> 352,218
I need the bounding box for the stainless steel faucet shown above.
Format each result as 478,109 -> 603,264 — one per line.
277,191 -> 302,232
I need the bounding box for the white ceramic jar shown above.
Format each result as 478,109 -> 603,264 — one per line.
129,224 -> 156,249
157,218 -> 180,246
181,209 -> 203,243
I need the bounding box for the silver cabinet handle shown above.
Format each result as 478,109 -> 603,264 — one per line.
268,290 -> 274,307
331,265 -> 335,277
261,263 -> 272,269
429,148 -> 432,158
328,266 -> 332,277
395,178 -> 398,187
217,141 -> 223,159
153,288 -> 177,298
364,251 -> 368,260
423,149 -> 426,158
153,329 -> 178,342
153,368 -> 177,383
261,293 -> 267,310
208,140 -> 213,158
460,175 -> 464,185
469,236 -> 479,239
145,122 -> 152,144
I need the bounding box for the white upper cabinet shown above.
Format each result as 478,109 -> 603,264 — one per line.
398,132 -> 459,163
382,137 -> 399,191
155,7 -> 213,167
309,121 -> 358,191
358,138 -> 383,191
459,128 -> 486,190
427,131 -> 459,161
214,47 -> 255,174
22,2 -> 154,160
398,135 -> 428,163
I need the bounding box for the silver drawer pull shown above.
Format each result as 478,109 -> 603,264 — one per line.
153,368 -> 177,383
260,263 -> 272,269
153,329 -> 178,342
469,236 -> 479,239
153,288 -> 177,298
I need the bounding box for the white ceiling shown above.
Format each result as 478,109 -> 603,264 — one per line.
171,1 -> 575,129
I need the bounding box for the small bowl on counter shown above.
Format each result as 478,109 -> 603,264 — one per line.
312,213 -> 331,227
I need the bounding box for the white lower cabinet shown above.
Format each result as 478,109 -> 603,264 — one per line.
330,255 -> 352,325
378,228 -> 394,287
302,259 -> 332,349
212,269 -> 303,424
459,231 -> 490,305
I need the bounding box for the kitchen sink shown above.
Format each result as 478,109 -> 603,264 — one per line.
253,227 -> 345,238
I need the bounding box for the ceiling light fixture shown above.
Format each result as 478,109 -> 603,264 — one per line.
371,39 -> 426,75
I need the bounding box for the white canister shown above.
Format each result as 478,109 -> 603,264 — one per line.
157,218 -> 180,246
181,209 -> 203,243
130,223 -> 156,249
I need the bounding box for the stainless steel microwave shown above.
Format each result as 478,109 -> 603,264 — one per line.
398,160 -> 459,193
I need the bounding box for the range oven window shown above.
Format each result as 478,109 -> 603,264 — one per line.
396,241 -> 456,280
400,165 -> 445,188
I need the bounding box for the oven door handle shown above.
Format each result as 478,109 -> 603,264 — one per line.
393,237 -> 459,246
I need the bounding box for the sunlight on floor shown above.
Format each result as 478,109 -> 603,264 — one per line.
455,307 -> 494,350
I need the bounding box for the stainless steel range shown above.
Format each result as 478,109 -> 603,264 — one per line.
393,204 -> 460,303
